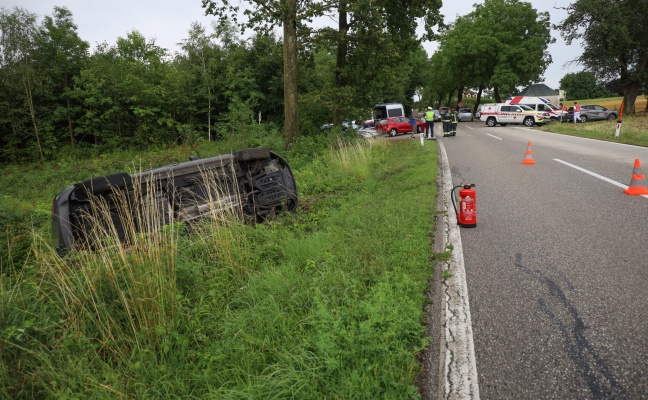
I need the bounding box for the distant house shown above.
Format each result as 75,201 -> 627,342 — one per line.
463,89 -> 478,98
515,83 -> 562,105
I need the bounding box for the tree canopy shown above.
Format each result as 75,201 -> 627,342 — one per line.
424,0 -> 553,108
557,0 -> 648,114
559,71 -> 609,100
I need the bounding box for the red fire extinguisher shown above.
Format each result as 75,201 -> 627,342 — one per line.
451,183 -> 477,227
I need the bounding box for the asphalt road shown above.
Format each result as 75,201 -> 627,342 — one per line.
440,121 -> 648,399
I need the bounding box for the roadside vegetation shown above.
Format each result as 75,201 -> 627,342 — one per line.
540,96 -> 648,147
0,133 -> 439,398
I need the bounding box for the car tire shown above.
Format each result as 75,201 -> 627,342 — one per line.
608,114 -> 617,121
390,128 -> 397,137
486,117 -> 496,127
523,117 -> 535,127
580,115 -> 588,123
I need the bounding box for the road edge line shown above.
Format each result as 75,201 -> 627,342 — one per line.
438,140 -> 481,399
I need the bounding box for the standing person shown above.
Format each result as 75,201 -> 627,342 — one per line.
450,108 -> 459,136
573,101 -> 582,123
410,113 -> 417,138
442,109 -> 452,137
425,107 -> 435,139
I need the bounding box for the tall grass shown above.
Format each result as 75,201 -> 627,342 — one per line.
1,136 -> 438,398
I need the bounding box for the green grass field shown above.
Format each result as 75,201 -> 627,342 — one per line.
1,94 -> 645,397
541,96 -> 648,146
1,135 -> 440,398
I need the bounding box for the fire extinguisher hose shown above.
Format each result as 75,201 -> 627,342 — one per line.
451,184 -> 463,218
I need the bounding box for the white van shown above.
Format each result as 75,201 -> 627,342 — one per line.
505,96 -> 563,119
373,103 -> 405,124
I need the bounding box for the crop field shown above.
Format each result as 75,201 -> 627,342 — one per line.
571,96 -> 648,114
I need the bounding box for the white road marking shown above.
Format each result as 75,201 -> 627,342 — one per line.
438,140 -> 481,399
554,158 -> 648,199
486,134 -> 503,140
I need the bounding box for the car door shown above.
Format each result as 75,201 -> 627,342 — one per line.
590,105 -> 606,120
503,105 -> 522,124
582,105 -> 598,120
391,117 -> 402,133
403,117 -> 415,133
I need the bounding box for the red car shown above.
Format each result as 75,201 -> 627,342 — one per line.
376,117 -> 424,136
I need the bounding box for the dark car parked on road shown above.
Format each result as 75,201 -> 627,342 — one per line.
565,104 -> 618,122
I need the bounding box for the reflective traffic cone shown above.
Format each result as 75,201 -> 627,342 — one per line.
624,158 -> 648,195
522,142 -> 536,165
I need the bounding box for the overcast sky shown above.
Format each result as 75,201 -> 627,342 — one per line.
8,0 -> 583,89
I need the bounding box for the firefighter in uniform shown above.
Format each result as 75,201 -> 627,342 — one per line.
450,107 -> 459,136
442,109 -> 452,137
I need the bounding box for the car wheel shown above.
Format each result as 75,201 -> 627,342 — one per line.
608,114 -> 617,121
523,117 -> 535,127
486,117 -> 496,127
580,115 -> 588,123
390,128 -> 397,137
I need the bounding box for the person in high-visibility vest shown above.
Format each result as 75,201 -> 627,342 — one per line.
450,108 -> 459,136
425,107 -> 435,139
573,102 -> 582,123
442,109 -> 452,137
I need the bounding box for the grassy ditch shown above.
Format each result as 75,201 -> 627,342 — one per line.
1,136 -> 438,398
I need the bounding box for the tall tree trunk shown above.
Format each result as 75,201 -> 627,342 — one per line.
333,4 -> 348,126
494,86 -> 502,103
283,0 -> 298,148
65,73 -> 74,144
622,81 -> 640,115
23,76 -> 44,161
456,86 -> 464,108
474,84 -> 484,115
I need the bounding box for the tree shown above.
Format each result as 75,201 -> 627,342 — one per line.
202,0 -> 305,148
36,6 -> 89,145
322,0 -> 443,123
179,22 -> 220,141
559,71 -> 609,100
557,0 -> 648,114
0,7 -> 45,161
430,0 -> 553,109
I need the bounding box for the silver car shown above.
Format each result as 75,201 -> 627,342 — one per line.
459,108 -> 474,122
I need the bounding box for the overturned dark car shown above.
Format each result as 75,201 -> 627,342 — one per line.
52,148 -> 298,253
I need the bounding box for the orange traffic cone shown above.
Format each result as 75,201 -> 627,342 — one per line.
624,159 -> 648,195
522,142 -> 536,165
